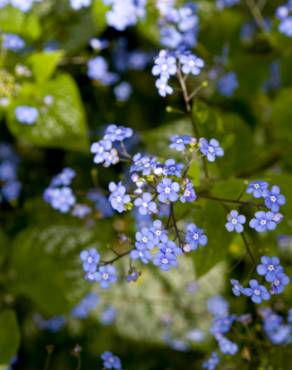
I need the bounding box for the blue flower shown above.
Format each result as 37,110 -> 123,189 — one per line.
72,293 -> 99,319
263,185 -> 286,212
211,315 -> 236,337
154,240 -> 181,271
151,220 -> 168,244
0,160 -> 17,182
80,248 -> 100,273
108,182 -> 130,213
95,265 -> 117,289
9,0 -> 35,12
202,352 -> 220,370
87,56 -> 118,85
169,135 -> 192,151
2,33 -> 25,51
126,269 -> 140,282
217,72 -> 239,97
199,138 -> 224,162
47,187 -> 76,213
157,178 -> 180,203
243,279 -> 270,304
152,50 -> 177,78
104,124 -> 133,142
249,211 -> 277,232
135,227 -> 155,250
130,244 -> 152,264
180,179 -> 196,203
185,223 -> 207,251
101,351 -> 122,370
130,153 -> 157,175
230,279 -> 244,296
279,16 -> 292,36
91,140 -> 119,167
155,77 -> 173,97
72,204 -> 91,218
114,82 -> 132,102
134,192 -> 158,215
225,210 -> 246,233
256,256 -> 282,283
51,167 -> 76,186
217,336 -> 238,355
217,0 -> 240,10
15,106 -> 39,125
207,295 -> 229,318
2,180 -> 21,202
179,53 -> 204,75
246,180 -> 268,198
270,271 -> 290,295
70,0 -> 91,10
163,159 -> 184,177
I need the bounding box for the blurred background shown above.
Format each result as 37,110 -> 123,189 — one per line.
1,0 -> 292,369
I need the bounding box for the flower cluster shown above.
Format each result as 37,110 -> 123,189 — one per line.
0,143 -> 21,204
207,296 -> 238,357
15,105 -> 39,125
102,0 -> 146,31
80,247 -> 118,289
43,167 -> 76,213
217,72 -> 239,97
91,124 -> 133,167
231,256 -> 290,303
157,1 -> 199,50
71,293 -> 99,319
152,50 -> 204,97
276,1 -> 292,36
69,0 -> 91,10
259,308 -> 292,345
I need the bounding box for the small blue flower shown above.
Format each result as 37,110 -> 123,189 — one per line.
87,56 -> 118,85
185,223 -> 207,251
135,227 -> 156,250
71,293 -> 99,319
217,72 -> 239,97
202,351 -> 220,370
155,76 -> 173,97
270,271 -> 290,295
180,179 -> 196,203
207,295 -> 229,317
91,140 -> 119,167
243,279 -> 270,304
246,180 -> 268,198
263,185 -> 286,212
152,50 -> 177,78
95,265 -> 117,289
163,159 -> 184,177
114,82 -> 132,102
108,182 -> 130,213
169,135 -> 192,152
72,204 -> 91,218
70,0 -> 91,10
225,210 -> 246,233
217,0 -> 240,10
104,124 -> 133,142
2,180 -> 21,202
101,351 -> 122,370
211,315 -> 236,337
179,53 -> 204,75
15,106 -> 39,125
134,192 -> 158,215
51,167 -> 76,186
279,16 -> 292,36
157,178 -> 180,203
230,279 -> 244,296
153,250 -> 178,271
199,138 -> 224,162
218,336 -> 238,355
130,244 -> 152,264
256,256 -> 282,283
47,187 -> 76,213
0,160 -> 17,182
249,211 -> 277,232
80,248 -> 100,273
151,220 -> 168,244
131,153 -> 157,175
126,269 -> 140,282
2,33 -> 25,51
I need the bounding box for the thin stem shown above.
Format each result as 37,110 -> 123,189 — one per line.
43,345 -> 54,370
177,69 -> 209,178
241,232 -> 256,265
100,249 -> 132,265
245,0 -> 268,32
199,194 -> 262,208
170,203 -> 183,248
75,354 -> 81,370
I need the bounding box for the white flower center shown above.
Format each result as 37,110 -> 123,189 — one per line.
162,258 -> 168,264
231,218 -> 237,224
142,237 -> 148,243
116,196 -> 122,202
193,233 -> 199,240
254,289 -> 260,295
268,264 -> 274,271
254,183 -> 259,189
274,279 -> 280,286
165,187 -> 171,194
270,196 -> 276,202
102,273 -> 109,280
260,220 -> 266,225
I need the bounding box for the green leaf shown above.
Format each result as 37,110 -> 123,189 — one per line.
6,74 -> 89,152
0,310 -> 20,364
271,88 -> 292,143
0,6 -> 24,34
28,50 -> 64,82
192,201 -> 233,277
92,0 -> 108,34
8,225 -> 100,315
22,13 -> 41,40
